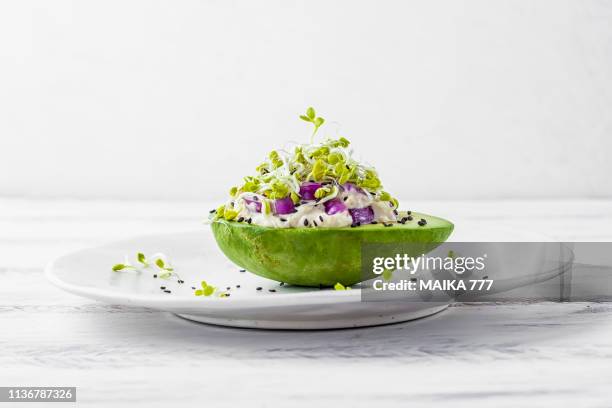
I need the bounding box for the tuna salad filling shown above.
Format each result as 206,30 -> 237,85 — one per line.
211,107 -> 400,228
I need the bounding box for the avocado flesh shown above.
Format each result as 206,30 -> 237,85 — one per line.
211,211 -> 454,287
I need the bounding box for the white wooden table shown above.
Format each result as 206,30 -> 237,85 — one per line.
2,198 -> 612,407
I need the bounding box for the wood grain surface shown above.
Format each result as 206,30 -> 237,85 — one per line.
2,198 -> 612,407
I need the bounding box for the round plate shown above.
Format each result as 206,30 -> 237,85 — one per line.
45,230 -> 450,329
46,224 -> 563,330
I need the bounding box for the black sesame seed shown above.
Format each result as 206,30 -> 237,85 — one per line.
160,286 -> 166,290
407,211 -> 412,215
191,286 -> 196,290
304,219 -> 309,226
153,274 -> 157,278
239,269 -> 246,273
343,196 -> 348,201
164,290 -> 171,293
410,277 -> 417,282
252,196 -> 259,201
236,285 -> 241,288
209,209 -> 216,213
247,218 -> 252,224
279,282 -> 284,286
418,220 -> 426,226
237,217 -> 244,223
226,287 -> 231,290
280,218 -> 287,222
269,289 -> 276,293
313,220 -> 318,227
256,287 -> 262,291
319,215 -> 324,222
371,221 -> 378,224
393,210 -> 398,215
384,223 -> 393,227
407,216 -> 413,221
482,275 -> 489,279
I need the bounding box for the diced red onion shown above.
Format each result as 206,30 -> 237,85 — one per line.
244,197 -> 262,212
273,196 -> 295,215
324,198 -> 347,215
299,182 -> 321,200
349,206 -> 374,225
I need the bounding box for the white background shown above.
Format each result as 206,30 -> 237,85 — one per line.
1,0 -> 611,202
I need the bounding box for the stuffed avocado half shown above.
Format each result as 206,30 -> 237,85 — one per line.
210,107 -> 453,287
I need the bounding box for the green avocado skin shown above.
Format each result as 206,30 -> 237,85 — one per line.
211,211 -> 454,287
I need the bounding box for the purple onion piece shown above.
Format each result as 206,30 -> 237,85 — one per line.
324,198 -> 347,215
349,206 -> 374,225
299,182 -> 322,201
244,197 -> 262,212
273,196 -> 295,215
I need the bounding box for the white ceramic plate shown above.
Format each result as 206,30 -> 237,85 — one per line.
45,225 -> 561,329
46,230 -> 452,329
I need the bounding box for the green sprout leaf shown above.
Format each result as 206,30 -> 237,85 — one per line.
196,280 -> 217,297
155,258 -> 165,269
300,107 -> 326,143
112,264 -> 126,271
382,269 -> 394,282
290,191 -> 300,204
306,107 -> 316,119
137,252 -> 148,267
334,282 -> 346,291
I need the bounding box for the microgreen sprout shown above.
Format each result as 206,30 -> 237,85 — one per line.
334,282 -> 352,291
137,252 -> 149,267
382,269 -> 394,282
300,106 -> 325,143
153,257 -> 176,279
112,263 -> 134,271
112,252 -> 182,281
195,280 -> 216,297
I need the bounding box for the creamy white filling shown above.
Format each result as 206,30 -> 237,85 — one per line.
236,190 -> 397,228
339,189 -> 372,208
371,200 -> 398,223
